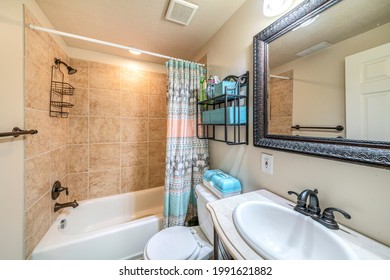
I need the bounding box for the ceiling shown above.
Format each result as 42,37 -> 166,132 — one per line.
269,0 -> 390,68
35,0 -> 248,64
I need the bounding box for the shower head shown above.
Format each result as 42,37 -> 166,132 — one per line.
67,66 -> 77,75
54,58 -> 77,75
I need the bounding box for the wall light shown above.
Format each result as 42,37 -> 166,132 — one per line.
263,0 -> 293,17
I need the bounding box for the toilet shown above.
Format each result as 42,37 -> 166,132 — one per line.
143,184 -> 218,260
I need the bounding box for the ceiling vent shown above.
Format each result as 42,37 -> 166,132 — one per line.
165,0 -> 199,26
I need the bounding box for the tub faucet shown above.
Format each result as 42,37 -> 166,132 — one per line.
288,188 -> 321,218
54,200 -> 79,212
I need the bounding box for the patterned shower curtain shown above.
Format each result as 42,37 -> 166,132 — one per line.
163,60 -> 209,228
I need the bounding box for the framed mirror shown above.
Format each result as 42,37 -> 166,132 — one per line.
253,0 -> 390,168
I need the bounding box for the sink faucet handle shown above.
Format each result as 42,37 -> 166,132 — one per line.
319,207 -> 351,230
323,207 -> 351,220
287,190 -> 299,197
288,190 -> 307,213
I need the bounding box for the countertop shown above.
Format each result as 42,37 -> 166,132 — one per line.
206,189 -> 390,260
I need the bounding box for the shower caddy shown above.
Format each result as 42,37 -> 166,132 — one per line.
196,71 -> 249,145
49,59 -> 75,117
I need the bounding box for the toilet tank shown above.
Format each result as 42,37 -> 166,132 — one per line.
195,184 -> 218,244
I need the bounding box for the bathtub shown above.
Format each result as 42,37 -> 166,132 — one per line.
31,186 -> 164,260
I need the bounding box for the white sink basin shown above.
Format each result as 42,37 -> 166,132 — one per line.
233,201 -> 357,260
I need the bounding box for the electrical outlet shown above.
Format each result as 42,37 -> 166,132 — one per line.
261,153 -> 273,175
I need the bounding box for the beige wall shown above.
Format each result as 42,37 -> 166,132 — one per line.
1,0 -> 72,260
0,0 -> 25,260
196,0 -> 390,247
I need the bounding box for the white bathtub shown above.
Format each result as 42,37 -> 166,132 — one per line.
31,186 -> 164,260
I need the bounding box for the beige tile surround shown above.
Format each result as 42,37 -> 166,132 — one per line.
23,8 -> 167,259
67,58 -> 167,201
268,70 -> 293,135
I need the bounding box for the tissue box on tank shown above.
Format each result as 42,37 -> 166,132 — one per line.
202,170 -> 242,198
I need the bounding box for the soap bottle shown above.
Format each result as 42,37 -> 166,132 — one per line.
207,75 -> 215,99
199,74 -> 206,101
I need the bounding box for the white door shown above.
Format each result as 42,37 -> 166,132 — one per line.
345,42 -> 390,141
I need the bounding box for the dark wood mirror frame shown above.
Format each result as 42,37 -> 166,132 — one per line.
253,0 -> 390,169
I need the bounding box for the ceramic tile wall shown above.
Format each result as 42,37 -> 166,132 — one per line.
268,70 -> 293,135
24,8 -> 69,258
66,59 -> 167,200
24,9 -> 167,259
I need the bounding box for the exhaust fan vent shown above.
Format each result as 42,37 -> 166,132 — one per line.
165,0 -> 199,26
295,41 -> 333,57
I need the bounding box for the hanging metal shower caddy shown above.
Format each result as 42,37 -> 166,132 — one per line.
49,58 -> 75,117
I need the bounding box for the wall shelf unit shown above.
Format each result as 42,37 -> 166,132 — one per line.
196,71 -> 249,145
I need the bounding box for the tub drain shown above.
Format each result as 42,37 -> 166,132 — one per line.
59,219 -> 67,230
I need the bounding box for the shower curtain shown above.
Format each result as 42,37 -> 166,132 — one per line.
163,60 -> 209,228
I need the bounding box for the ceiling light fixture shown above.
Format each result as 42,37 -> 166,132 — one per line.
263,0 -> 293,17
129,49 -> 142,55
293,15 -> 319,31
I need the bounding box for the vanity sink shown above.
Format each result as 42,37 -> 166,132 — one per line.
232,201 -> 358,260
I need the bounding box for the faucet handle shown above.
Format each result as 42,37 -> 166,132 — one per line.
51,181 -> 69,200
319,207 -> 351,230
287,190 -> 299,197
288,190 -> 307,213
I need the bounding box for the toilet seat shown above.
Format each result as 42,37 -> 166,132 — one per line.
144,226 -> 204,260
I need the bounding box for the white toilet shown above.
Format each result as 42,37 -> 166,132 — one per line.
143,184 -> 218,260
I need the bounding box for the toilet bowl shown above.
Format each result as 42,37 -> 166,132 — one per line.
143,184 -> 218,260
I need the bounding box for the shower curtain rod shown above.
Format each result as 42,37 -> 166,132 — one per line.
27,24 -> 205,66
270,74 -> 291,80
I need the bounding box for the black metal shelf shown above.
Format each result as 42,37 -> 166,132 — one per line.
196,71 -> 249,145
198,93 -> 247,106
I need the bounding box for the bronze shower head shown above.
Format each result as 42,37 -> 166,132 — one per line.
54,58 -> 77,75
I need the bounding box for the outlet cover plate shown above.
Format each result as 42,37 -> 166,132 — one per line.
261,153 -> 273,175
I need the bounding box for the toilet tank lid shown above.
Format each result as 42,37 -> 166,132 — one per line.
195,184 -> 218,202
145,226 -> 200,260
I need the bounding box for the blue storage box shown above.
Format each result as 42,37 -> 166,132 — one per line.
213,81 -> 237,97
201,111 -> 210,124
202,170 -> 242,198
205,107 -> 246,124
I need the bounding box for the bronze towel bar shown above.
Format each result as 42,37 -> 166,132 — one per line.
0,127 -> 38,138
291,125 -> 344,131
